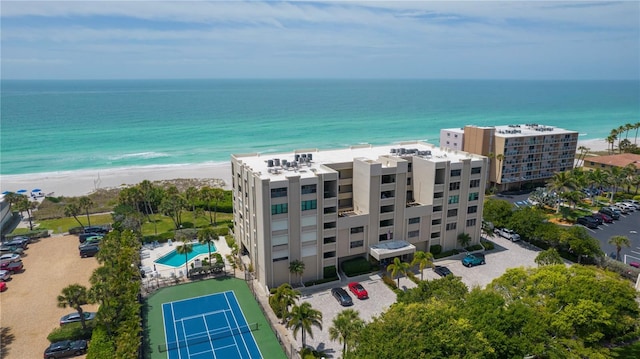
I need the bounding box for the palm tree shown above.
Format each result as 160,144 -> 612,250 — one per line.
575,146 -> 590,168
201,187 -> 225,225
410,251 -> 434,281
549,171 -> 577,213
586,169 -> 608,205
329,309 -> 364,357
457,232 -> 472,250
197,227 -> 217,264
289,259 -> 305,285
57,284 -> 91,330
185,186 -> 199,213
606,134 -> 616,155
286,302 -> 323,348
78,196 -> 93,227
175,237 -> 193,278
140,180 -> 158,235
64,202 -> 84,228
634,121 -> 640,145
606,166 -> 625,203
269,283 -> 301,323
15,196 -> 37,230
608,235 -> 630,261
386,257 -> 410,287
496,153 -> 505,191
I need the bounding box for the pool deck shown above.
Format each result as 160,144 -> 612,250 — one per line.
140,236 -> 233,279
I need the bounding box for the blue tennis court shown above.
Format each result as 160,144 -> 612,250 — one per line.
161,291 -> 262,359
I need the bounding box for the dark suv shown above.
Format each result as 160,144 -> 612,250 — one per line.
331,287 -> 353,306
577,216 -> 599,229
44,339 -> 87,358
599,207 -> 620,220
79,245 -> 99,258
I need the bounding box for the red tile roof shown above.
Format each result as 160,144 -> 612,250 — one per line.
586,153 -> 640,169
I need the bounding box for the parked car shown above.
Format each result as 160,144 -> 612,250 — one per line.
0,269 -> 11,281
0,281 -> 6,292
616,202 -> 635,212
0,245 -> 24,255
0,260 -> 23,274
348,282 -> 369,299
434,265 -> 453,277
630,262 -> 640,268
612,203 -> 630,214
331,287 -> 353,306
60,311 -> 96,326
44,339 -> 88,359
78,236 -> 102,248
462,253 -> 486,267
0,253 -> 21,264
2,237 -> 29,249
78,233 -> 102,243
622,199 -> 640,210
577,216 -> 599,229
83,226 -> 109,234
585,214 -> 603,225
79,244 -> 99,258
599,207 -> 620,219
495,228 -> 521,242
591,212 -> 613,223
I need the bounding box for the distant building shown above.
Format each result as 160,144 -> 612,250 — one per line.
583,153 -> 640,174
231,142 -> 488,289
0,196 -> 13,235
440,124 -> 579,191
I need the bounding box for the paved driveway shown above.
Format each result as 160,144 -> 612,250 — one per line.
577,210 -> 640,262
291,234 -> 544,357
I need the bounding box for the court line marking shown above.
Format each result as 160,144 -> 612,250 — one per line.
171,303 -> 182,359
166,290 -> 233,305
222,309 -> 244,358
178,309 -> 231,323
202,312 -> 217,359
227,291 -> 263,359
225,291 -> 252,358
162,304 -> 170,359
180,317 -> 193,358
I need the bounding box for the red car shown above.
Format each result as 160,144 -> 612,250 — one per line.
0,281 -> 7,292
348,282 -> 368,299
591,212 -> 613,223
0,260 -> 23,274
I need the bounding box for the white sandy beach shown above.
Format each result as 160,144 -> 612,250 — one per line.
0,139 -> 610,198
1,162 -> 232,198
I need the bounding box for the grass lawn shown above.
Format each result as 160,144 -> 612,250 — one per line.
36,214 -> 114,234
144,277 -> 286,359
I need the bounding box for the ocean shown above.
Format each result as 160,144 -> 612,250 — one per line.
1,79 -> 638,176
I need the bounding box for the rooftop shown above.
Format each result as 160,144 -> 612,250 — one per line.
233,141 -> 484,181
586,153 -> 640,170
443,124 -> 578,137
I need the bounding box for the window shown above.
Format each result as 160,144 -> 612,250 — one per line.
447,209 -> 458,217
434,192 -> 444,199
431,232 -> 441,239
408,163 -> 412,172
301,184 -> 317,194
380,219 -> 394,227
301,199 -> 317,211
323,251 -> 336,259
350,226 -> 364,234
446,223 -> 457,231
469,192 -> 479,201
382,174 -> 396,184
324,236 -> 336,244
408,217 -> 420,224
271,187 -> 287,198
271,203 -> 288,215
324,222 -> 336,229
448,195 -> 459,204
381,190 -> 395,199
450,169 -> 461,177
408,230 -> 419,238
324,206 -> 337,214
470,179 -> 480,188
381,205 -> 394,213
466,219 -> 477,227
407,178 -> 412,186
471,167 -> 481,174
449,182 -> 460,191
432,219 -> 441,225
350,240 -> 364,249
434,205 -> 442,212
467,205 -> 478,214
273,256 -> 288,262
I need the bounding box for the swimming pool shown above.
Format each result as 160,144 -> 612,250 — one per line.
154,243 -> 217,268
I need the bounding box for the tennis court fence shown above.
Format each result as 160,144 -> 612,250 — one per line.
158,322 -> 259,352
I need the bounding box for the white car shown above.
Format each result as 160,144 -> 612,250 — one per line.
615,203 -> 634,213
0,253 -> 21,264
0,270 -> 11,281
495,228 -> 521,242
622,200 -> 640,210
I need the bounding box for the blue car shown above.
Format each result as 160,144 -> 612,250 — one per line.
462,253 -> 486,267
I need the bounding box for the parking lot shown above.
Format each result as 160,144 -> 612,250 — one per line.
293,234 -> 543,358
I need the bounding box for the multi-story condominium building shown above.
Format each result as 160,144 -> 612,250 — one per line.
440,124 -> 579,191
231,141 -> 488,289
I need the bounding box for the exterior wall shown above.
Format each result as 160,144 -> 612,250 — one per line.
232,143 -> 488,290
440,129 -> 464,151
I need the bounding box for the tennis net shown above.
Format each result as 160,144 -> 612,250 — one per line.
158,322 -> 259,352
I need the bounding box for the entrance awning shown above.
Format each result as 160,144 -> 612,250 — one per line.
369,240 -> 416,261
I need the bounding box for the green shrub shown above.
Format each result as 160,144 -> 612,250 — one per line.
86,326 -> 114,359
341,257 -> 373,277
142,231 -> 175,243
217,227 -> 229,236
304,277 -> 339,287
4,229 -> 50,239
323,265 -> 337,279
47,321 -> 94,342
382,274 -> 398,290
481,240 -> 495,250
465,244 -> 483,252
433,249 -> 460,259
69,226 -> 84,235
430,244 -> 442,255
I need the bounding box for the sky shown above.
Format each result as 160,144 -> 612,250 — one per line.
1,1 -> 638,80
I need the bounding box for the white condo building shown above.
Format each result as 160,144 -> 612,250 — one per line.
231,142 -> 488,289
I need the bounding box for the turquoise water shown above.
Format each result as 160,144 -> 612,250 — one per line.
1,79 -> 638,175
154,243 -> 217,268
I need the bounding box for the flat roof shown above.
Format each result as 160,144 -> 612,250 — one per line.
233,141 -> 484,182
442,124 -> 578,138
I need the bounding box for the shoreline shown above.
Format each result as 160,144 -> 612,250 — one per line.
0,138 -> 610,198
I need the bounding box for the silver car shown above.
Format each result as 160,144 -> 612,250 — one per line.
59,312 -> 96,326
0,270 -> 11,281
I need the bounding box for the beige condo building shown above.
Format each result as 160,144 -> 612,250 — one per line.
231,141 -> 488,289
440,124 -> 579,191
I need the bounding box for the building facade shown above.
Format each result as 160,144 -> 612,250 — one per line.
231,142 -> 488,289
441,124 -> 579,191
